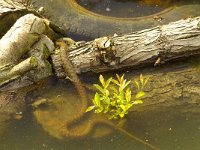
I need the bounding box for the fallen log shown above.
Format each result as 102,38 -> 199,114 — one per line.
0,14 -> 56,90
52,16 -> 200,76
0,0 -> 67,38
49,16 -> 200,115
1,1 -> 200,85
0,0 -> 39,38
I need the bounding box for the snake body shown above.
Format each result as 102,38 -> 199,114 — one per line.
56,38 -> 123,138
56,38 -> 159,150
56,38 -> 89,137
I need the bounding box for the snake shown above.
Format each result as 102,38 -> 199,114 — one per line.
55,38 -> 159,150
56,38 -> 88,136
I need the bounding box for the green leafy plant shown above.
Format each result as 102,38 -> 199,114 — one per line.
86,74 -> 149,119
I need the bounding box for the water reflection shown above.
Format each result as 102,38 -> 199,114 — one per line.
77,0 -> 173,17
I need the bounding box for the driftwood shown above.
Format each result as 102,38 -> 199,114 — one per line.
0,1 -> 59,135
0,0 -> 39,38
52,17 -> 200,76
0,14 -> 56,90
50,16 -> 200,114
0,0 -> 66,38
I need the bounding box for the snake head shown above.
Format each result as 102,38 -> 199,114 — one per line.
56,38 -> 76,48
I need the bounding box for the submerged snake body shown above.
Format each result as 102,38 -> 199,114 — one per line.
56,38 -> 125,138
56,38 -> 90,138
57,38 -> 114,138
56,38 -> 159,150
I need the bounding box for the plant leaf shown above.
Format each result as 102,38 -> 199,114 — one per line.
135,91 -> 145,99
116,74 -> 121,83
125,103 -> 133,110
105,77 -> 113,88
124,80 -> 131,89
120,74 -> 125,83
143,77 -> 149,87
140,74 -> 144,85
132,100 -> 143,105
120,80 -> 126,91
85,106 -> 95,112
94,84 -> 104,94
134,80 -> 140,90
99,75 -> 106,87
120,105 -> 126,111
125,88 -> 131,102
105,89 -> 110,97
119,113 -> 125,118
95,106 -> 103,113
104,95 -> 110,104
111,79 -> 120,86
93,93 -> 101,106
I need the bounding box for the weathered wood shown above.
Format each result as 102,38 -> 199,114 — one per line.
129,62 -> 200,113
0,14 -> 47,69
0,0 -> 39,38
0,14 -> 55,90
0,57 -> 38,86
51,17 -> 200,77
0,0 -> 67,38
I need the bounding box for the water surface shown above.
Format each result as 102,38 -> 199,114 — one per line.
0,75 -> 200,150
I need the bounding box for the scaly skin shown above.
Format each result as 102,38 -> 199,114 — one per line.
56,38 -> 159,150
56,38 -> 120,138
56,38 -> 89,137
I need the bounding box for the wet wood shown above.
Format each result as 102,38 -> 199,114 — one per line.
0,0 -> 39,38
51,16 -> 200,77
0,0 -> 67,38
129,61 -> 200,113
0,13 -> 56,90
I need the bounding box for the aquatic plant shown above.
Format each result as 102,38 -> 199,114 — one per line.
86,74 -> 148,119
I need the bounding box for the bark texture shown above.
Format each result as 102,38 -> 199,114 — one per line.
0,14 -> 55,90
0,0 -> 39,38
130,62 -> 200,113
52,17 -> 200,77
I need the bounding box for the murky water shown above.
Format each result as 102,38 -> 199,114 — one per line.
76,0 -> 173,18
30,0 -> 200,40
76,0 -> 200,18
1,71 -> 200,150
1,0 -> 200,150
